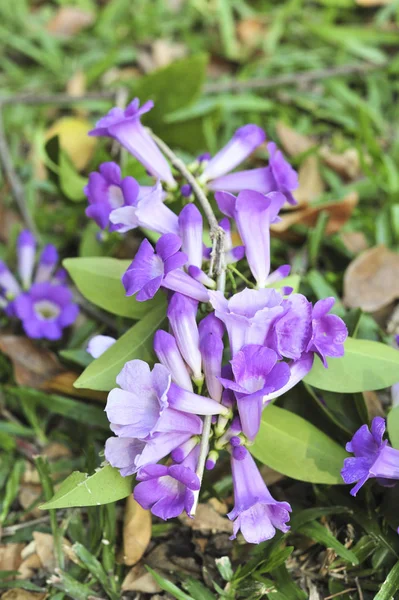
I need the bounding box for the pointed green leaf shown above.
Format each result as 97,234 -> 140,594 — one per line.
375,560 -> 399,600
304,337 -> 399,393
64,257 -> 164,319
74,301 -> 166,391
251,405 -> 347,484
40,465 -> 132,509
387,405 -> 399,450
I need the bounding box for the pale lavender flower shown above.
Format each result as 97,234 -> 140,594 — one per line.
110,181 -> 179,235
219,345 -> 290,439
262,353 -> 315,403
209,287 -> 285,357
34,245 -> 58,284
270,293 -> 313,360
122,234 -> 209,303
341,417 -> 399,496
209,142 -> 298,206
89,98 -> 176,186
13,282 -> 78,340
17,230 -> 36,289
228,448 -> 291,543
0,260 -> 21,298
200,125 -> 266,183
199,313 -> 224,402
153,330 -> 193,391
216,190 -> 286,288
167,293 -> 202,381
178,204 -> 203,270
134,446 -> 200,519
87,335 -> 116,358
307,298 -> 348,367
187,266 -> 216,289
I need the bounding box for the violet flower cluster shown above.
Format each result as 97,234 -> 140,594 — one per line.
87,98 -> 348,544
0,231 -> 78,340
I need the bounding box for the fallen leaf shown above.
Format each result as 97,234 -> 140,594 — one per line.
0,544 -> 24,571
33,532 -> 71,572
343,245 -> 399,312
363,391 -> 385,420
16,552 -> 42,580
18,483 -> 42,516
44,371 -> 107,403
340,231 -> 369,255
121,495 -> 152,566
0,336 -> 64,389
47,7 -> 94,37
179,502 -> 233,534
276,121 -> 314,157
294,156 -> 325,206
0,591 -> 46,600
272,192 -> 358,236
122,563 -> 161,593
46,117 -> 96,170
137,40 -> 187,74
236,18 -> 266,50
66,70 -> 86,98
319,146 -> 361,181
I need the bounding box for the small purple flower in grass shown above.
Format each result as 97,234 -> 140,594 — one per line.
0,260 -> 21,298
154,330 -> 193,391
228,448 -> 291,543
87,335 -> 116,358
134,446 -> 200,519
89,98 -> 176,187
341,417 -> 399,496
110,181 -> 179,236
167,293 -> 202,382
199,313 -> 224,402
34,245 -> 58,284
307,297 -> 348,367
216,190 -> 286,288
17,230 -> 36,289
269,293 -> 313,361
220,345 -> 290,439
178,204 -> 203,270
262,352 -> 314,403
13,282 -> 78,340
122,234 -> 209,303
200,125 -> 266,184
209,287 -> 285,357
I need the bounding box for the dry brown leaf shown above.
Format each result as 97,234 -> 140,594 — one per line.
47,7 -> 94,37
236,18 -> 266,49
294,156 -> 325,206
343,245 -> 399,312
272,192 -> 358,236
0,336 -> 64,389
43,371 -> 107,403
16,553 -> 42,580
319,146 -> 361,181
137,40 -> 187,74
18,484 -> 42,516
121,495 -> 152,566
66,70 -> 86,98
276,121 -> 314,157
179,501 -> 233,534
33,532 -> 71,572
363,391 -> 385,420
0,544 -> 24,571
46,117 -> 96,171
0,591 -> 46,600
340,231 -> 369,255
121,563 -> 162,593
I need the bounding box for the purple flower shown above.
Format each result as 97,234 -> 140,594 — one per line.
208,142 -> 298,206
154,330 -> 193,391
216,190 -> 286,288
167,293 -> 202,382
270,293 -> 313,360
110,181 -> 179,236
341,417 -> 399,496
262,353 -> 314,403
306,298 -> 348,367
228,448 -> 291,543
209,287 -> 285,357
134,446 -> 200,519
87,335 -> 116,358
200,125 -> 266,184
89,98 -> 176,187
17,230 -> 36,289
13,282 -> 79,340
85,162 -> 142,231
34,244 -> 58,284
122,234 -> 209,303
199,313 -> 224,402
178,204 -> 203,269
0,260 -> 21,298
220,345 -> 290,439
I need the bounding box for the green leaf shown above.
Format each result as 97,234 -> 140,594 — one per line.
387,406 -> 399,450
251,405 -> 347,484
40,465 -> 133,510
304,337 -> 399,393
375,560 -> 399,600
74,302 -> 166,391
145,567 -> 194,600
64,257 -> 165,319
59,149 -> 87,202
267,274 -> 301,294
297,521 -> 359,564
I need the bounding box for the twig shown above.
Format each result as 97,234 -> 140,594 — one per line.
203,61 -> 387,94
148,130 -> 226,515
0,108 -> 38,235
324,590 -> 357,600
0,91 -> 116,107
1,515 -> 51,537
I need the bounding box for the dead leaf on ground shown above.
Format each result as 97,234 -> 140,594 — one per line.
319,146 -> 361,181
46,7 -> 94,37
32,532 -> 71,572
179,501 -> 233,535
137,40 -> 187,73
236,18 -> 267,50
0,543 -> 24,571
343,245 -> 399,312
294,156 -> 325,206
340,231 -> 369,255
16,552 -> 42,580
272,192 -> 358,236
0,336 -> 64,389
0,591 -> 46,600
363,391 -> 385,420
46,117 -> 96,171
44,370 -> 107,402
122,563 -> 162,593
276,121 -> 314,157
121,495 -> 152,566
